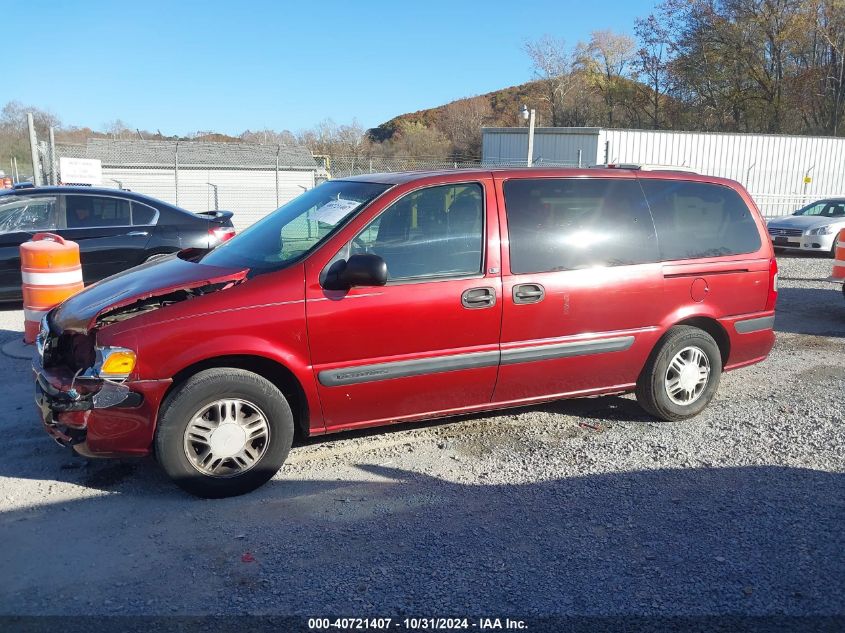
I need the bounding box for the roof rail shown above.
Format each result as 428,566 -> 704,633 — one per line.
590,163 -> 698,173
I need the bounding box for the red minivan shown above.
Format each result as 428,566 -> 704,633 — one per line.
34,168 -> 777,497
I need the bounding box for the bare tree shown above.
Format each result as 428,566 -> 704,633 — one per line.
439,96 -> 492,158
239,128 -> 298,145
635,13 -> 674,128
105,119 -> 135,140
386,121 -> 451,159
579,30 -> 637,126
524,35 -> 576,126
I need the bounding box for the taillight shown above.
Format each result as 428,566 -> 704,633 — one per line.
209,227 -> 236,244
766,257 -> 778,311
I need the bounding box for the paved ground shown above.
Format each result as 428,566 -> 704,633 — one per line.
0,254 -> 842,620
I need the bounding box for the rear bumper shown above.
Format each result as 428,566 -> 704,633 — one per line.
33,359 -> 171,457
720,311 -> 776,370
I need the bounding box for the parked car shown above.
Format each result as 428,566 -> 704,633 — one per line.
0,186 -> 236,301
34,168 -> 778,498
766,198 -> 845,255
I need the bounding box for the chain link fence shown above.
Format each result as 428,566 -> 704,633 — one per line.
32,138 -> 824,232
323,155 -> 581,178
34,142 -> 572,230
39,139 -> 318,231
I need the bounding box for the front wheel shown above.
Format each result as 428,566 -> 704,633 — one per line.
155,368 -> 294,498
636,326 -> 722,421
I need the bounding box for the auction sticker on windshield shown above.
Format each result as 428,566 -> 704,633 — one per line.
309,198 -> 361,225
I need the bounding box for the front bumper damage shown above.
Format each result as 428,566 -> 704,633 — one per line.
33,357 -> 161,457
34,359 -> 142,448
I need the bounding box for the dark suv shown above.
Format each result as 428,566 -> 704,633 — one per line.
0,186 -> 235,301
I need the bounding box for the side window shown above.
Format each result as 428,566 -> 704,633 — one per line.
350,183 -> 484,281
504,178 -> 658,274
132,202 -> 158,226
821,202 -> 845,217
640,180 -> 761,260
65,196 -> 131,228
0,196 -> 57,233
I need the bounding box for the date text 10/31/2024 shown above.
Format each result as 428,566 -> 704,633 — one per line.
307,618 -> 528,630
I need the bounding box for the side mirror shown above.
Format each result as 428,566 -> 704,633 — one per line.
323,253 -> 388,290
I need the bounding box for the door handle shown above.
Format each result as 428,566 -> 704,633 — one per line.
513,283 -> 545,304
126,231 -> 149,237
461,287 -> 496,309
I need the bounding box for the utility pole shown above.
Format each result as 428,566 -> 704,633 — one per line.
275,145 -> 280,207
27,113 -> 42,186
526,108 -> 536,168
174,142 -> 179,206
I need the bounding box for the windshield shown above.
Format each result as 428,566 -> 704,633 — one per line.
0,195 -> 57,233
200,180 -> 391,271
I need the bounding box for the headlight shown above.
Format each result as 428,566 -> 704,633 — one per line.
36,315 -> 49,359
809,225 -> 835,235
94,346 -> 137,380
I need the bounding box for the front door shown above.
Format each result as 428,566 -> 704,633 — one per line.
306,180 -> 502,431
492,175 -> 664,403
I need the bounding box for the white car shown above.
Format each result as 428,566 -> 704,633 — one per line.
767,199 -> 845,256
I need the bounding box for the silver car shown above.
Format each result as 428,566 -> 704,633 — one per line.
767,199 -> 845,255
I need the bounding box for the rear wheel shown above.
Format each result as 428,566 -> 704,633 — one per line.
155,368 -> 294,498
636,326 -> 722,421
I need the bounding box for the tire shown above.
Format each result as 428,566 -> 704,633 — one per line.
831,233 -> 840,258
155,368 -> 294,498
635,326 -> 722,422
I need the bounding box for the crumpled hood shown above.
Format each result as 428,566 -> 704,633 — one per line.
51,254 -> 248,334
768,215 -> 844,230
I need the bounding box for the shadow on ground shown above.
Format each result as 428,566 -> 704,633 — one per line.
774,287 -> 845,337
0,464 -> 842,617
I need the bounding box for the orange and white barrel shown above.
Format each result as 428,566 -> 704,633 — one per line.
831,228 -> 845,283
20,233 -> 84,343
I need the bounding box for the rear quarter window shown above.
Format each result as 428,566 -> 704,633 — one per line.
640,180 -> 761,260
132,202 -> 158,226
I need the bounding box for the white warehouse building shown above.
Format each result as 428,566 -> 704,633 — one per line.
54,139 -> 318,231
482,127 -> 845,217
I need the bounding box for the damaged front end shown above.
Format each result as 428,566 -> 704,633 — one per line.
35,315 -> 145,451
33,254 -> 250,455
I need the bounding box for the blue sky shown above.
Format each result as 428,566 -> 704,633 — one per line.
6,0 -> 657,135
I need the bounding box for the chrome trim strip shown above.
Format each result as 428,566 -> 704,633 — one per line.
500,335 -> 635,365
734,315 -> 775,334
318,334 -> 638,387
318,350 -> 500,387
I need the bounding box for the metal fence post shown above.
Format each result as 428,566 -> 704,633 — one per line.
27,113 -> 43,186
48,126 -> 57,185
275,145 -> 280,207
174,142 -> 179,206
745,162 -> 756,189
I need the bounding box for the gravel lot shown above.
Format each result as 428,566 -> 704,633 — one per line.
0,254 -> 842,620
